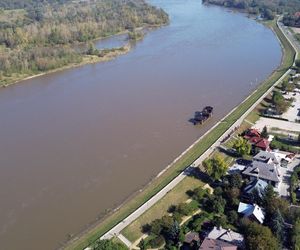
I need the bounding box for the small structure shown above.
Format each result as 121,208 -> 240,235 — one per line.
242,161 -> 280,187
227,163 -> 246,174
207,227 -> 244,248
238,202 -> 265,224
243,179 -> 268,200
184,231 -> 200,249
192,106 -> 213,125
243,128 -> 261,139
253,150 -> 293,167
253,151 -> 280,165
199,238 -> 237,250
243,128 -> 270,151
253,138 -> 270,151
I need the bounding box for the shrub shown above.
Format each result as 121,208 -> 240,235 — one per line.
148,235 -> 164,248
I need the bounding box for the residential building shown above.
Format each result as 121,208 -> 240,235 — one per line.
242,161 -> 280,187
238,202 -> 265,224
199,238 -> 237,250
207,227 -> 244,248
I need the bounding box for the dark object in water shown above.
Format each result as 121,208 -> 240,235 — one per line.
190,106 -> 213,125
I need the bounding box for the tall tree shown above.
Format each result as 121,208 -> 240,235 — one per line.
203,155 -> 228,180
233,137 -> 251,156
243,222 -> 279,250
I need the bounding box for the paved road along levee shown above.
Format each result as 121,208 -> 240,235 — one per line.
95,17 -> 299,247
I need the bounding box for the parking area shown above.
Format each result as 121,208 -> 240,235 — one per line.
253,117 -> 300,133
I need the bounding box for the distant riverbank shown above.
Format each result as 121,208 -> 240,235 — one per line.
0,25 -> 166,88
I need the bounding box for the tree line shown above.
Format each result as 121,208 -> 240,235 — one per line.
203,0 -> 300,22
0,0 -> 169,84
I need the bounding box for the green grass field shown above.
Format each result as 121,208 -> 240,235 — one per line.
65,19 -> 296,250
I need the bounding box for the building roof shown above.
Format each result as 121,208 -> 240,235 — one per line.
254,138 -> 270,150
244,129 -> 261,139
253,151 -> 280,165
243,179 -> 268,198
184,231 -> 200,244
242,161 -> 280,183
238,202 -> 265,224
199,238 -> 237,250
228,163 -> 246,174
207,227 -> 244,246
249,136 -> 261,144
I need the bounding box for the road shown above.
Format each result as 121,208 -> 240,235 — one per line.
89,18 -> 298,249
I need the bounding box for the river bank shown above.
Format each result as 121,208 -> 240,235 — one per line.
63,16 -> 295,250
0,44 -> 131,88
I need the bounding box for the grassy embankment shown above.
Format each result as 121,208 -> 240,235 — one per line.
65,19 -> 295,250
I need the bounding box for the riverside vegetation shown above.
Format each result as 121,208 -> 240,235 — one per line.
0,0 -> 168,86
203,0 -> 300,22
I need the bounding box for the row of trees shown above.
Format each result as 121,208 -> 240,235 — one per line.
203,0 -> 300,21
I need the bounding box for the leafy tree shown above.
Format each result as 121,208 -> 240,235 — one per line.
227,210 -> 238,225
243,221 -> 279,250
192,187 -> 209,202
291,219 -> 300,250
263,185 -> 289,218
272,91 -> 289,114
176,201 -> 198,216
149,219 -> 163,236
167,220 -> 181,245
228,173 -> 243,188
225,187 -> 240,207
148,235 -> 164,248
204,195 -> 226,214
261,126 -> 268,139
233,137 -> 251,156
269,209 -> 285,244
138,238 -> 147,250
203,155 -> 228,180
212,214 -> 227,228
93,239 -> 127,250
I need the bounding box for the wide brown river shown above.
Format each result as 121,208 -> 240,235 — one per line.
0,0 -> 281,249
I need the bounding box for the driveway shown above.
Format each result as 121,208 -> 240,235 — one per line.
276,157 -> 300,197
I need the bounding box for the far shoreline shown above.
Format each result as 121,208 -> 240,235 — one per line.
0,24 -> 167,89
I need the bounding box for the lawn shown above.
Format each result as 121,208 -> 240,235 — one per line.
121,176 -> 204,242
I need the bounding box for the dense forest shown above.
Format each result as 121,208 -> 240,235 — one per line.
203,0 -> 300,22
0,0 -> 168,85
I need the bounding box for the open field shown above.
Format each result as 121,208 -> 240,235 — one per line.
64,19 -> 296,250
